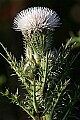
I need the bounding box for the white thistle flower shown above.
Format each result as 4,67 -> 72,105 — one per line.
13,7 -> 60,34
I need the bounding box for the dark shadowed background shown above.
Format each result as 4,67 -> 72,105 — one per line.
0,0 -> 80,120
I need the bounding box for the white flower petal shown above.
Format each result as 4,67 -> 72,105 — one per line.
13,7 -> 60,33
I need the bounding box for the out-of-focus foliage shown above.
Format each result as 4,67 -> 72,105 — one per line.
69,31 -> 80,48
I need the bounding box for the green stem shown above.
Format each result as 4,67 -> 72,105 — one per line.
49,92 -> 61,120
33,79 -> 38,112
62,109 -> 70,120
18,102 -> 35,120
42,52 -> 48,95
49,80 -> 69,120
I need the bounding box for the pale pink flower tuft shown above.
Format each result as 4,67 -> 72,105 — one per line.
13,7 -> 60,33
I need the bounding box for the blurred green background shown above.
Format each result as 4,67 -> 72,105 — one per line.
0,0 -> 80,120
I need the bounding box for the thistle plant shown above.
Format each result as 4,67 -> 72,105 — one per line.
0,7 -> 80,120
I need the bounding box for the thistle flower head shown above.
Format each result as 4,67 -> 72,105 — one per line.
13,7 -> 60,34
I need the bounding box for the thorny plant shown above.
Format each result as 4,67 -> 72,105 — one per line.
0,7 -> 80,120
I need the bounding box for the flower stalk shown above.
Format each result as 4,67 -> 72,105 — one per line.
41,52 -> 48,95
33,79 -> 38,113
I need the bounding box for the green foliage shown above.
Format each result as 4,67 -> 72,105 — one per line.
0,74 -> 7,88
0,31 -> 80,120
68,31 -> 80,48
